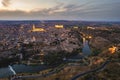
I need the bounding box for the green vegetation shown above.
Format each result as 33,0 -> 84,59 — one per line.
80,61 -> 120,80
44,48 -> 82,66
0,57 -> 18,67
44,51 -> 67,66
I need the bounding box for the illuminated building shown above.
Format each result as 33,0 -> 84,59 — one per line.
55,25 -> 64,29
83,37 -> 86,43
31,24 -> 46,32
73,26 -> 78,29
88,36 -> 92,39
84,35 -> 92,39
108,46 -> 117,54
87,26 -> 95,30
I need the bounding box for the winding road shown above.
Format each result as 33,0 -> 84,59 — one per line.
71,59 -> 120,80
11,59 -> 119,80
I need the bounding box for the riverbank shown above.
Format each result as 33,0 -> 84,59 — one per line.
0,64 -> 48,78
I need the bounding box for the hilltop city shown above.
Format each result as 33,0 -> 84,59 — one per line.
0,20 -> 120,80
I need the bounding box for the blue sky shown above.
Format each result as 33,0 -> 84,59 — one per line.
0,0 -> 120,21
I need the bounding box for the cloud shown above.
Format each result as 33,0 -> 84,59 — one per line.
0,1 -> 120,21
0,1 -> 96,19
0,4 -> 96,20
2,0 -> 11,7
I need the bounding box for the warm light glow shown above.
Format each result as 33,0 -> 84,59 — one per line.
108,46 -> 117,54
73,26 -> 78,29
55,25 -> 64,29
31,24 -> 46,32
85,35 -> 92,39
0,0 -> 55,11
83,37 -> 86,43
94,59 -> 103,64
87,26 -> 95,30
88,36 -> 92,39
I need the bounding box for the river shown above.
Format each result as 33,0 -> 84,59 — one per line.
0,38 -> 91,78
0,64 -> 47,78
82,38 -> 91,56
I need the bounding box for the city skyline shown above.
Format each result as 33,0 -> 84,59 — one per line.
0,0 -> 120,21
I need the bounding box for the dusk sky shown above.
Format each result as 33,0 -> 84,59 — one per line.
0,0 -> 120,21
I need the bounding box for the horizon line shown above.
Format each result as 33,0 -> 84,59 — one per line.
0,20 -> 120,22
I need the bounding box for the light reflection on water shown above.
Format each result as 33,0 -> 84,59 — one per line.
0,39 -> 91,78
82,40 -> 91,56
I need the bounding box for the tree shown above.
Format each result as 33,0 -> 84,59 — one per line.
44,51 -> 67,66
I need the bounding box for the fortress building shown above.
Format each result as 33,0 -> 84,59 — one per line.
31,24 -> 46,32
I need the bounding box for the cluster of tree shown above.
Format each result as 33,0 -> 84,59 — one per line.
44,48 -> 82,66
44,51 -> 68,66
0,57 -> 19,68
91,49 -> 101,56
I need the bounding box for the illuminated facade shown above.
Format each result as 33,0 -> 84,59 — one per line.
55,25 -> 64,29
31,24 -> 46,32
88,36 -> 92,39
73,26 -> 78,29
108,46 -> 117,54
87,26 -> 95,30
